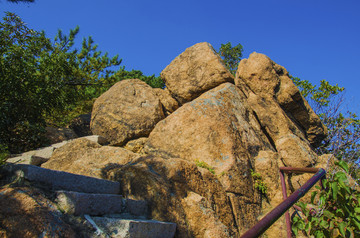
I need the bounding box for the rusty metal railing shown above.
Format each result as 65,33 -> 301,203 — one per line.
240,168 -> 326,238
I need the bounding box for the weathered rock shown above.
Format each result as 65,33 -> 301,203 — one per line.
42,138 -> 140,178
56,191 -> 148,217
236,52 -> 327,147
145,83 -> 272,193
253,150 -> 287,238
91,79 -> 165,146
91,217 -> 177,238
124,137 -> 148,154
246,91 -> 318,167
45,126 -> 78,144
153,88 -> 179,115
6,146 -> 55,166
5,163 -> 120,194
102,156 -> 238,238
69,113 -> 92,137
161,42 -> 234,104
0,187 -> 76,238
144,83 -> 273,233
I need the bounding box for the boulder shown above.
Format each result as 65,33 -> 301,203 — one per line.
90,79 -> 165,146
152,88 -> 179,115
236,52 -> 327,147
102,155 -> 238,238
45,126 -> 78,144
41,138 -> 140,178
145,83 -> 272,194
0,187 -> 76,238
144,83 -> 273,232
161,42 -> 234,104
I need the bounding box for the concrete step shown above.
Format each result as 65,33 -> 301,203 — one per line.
89,217 -> 176,238
56,191 -> 148,217
4,163 -> 120,194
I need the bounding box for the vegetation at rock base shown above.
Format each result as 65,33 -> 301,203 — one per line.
292,161 -> 360,237
0,12 -> 163,154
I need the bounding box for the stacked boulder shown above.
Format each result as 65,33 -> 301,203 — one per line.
39,42 -> 327,237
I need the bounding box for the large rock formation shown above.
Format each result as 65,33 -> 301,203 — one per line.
90,79 -> 165,146
161,42 -> 234,104
8,42 -> 329,238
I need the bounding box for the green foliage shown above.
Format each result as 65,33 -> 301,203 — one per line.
292,161 -> 360,237
250,169 -> 268,196
216,42 -> 243,75
195,160 -> 215,174
0,12 -> 163,153
291,76 -> 360,175
0,144 -> 9,167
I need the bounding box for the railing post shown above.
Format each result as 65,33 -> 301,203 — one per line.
240,168 -> 326,238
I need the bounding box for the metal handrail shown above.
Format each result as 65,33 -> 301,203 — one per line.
240,168 -> 326,238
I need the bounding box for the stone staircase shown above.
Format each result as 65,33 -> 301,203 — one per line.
4,163 -> 176,238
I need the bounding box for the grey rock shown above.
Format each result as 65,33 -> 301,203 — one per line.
6,146 -> 55,166
91,217 -> 176,238
4,164 -> 120,194
56,191 -> 148,217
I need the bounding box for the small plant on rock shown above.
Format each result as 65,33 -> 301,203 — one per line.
195,160 -> 215,174
250,169 -> 268,196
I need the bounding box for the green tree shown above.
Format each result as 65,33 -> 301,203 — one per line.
0,12 -> 164,154
291,77 -> 360,175
216,42 -> 243,75
0,12 -> 122,153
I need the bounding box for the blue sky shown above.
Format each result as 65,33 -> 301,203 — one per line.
1,0 -> 360,114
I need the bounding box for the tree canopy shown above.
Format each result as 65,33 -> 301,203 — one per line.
0,12 -> 162,153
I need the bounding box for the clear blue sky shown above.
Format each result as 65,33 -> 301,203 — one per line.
1,0 -> 359,114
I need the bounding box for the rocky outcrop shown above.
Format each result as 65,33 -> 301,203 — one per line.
90,79 -> 165,146
3,42 -> 330,238
161,42 -> 234,104
236,52 -> 327,147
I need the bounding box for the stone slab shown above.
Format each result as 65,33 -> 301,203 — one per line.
91,217 -> 177,238
56,191 -> 148,217
5,163 -> 120,194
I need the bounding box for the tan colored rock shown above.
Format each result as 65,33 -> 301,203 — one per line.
161,42 -> 234,104
246,92 -> 317,167
254,150 -> 287,238
90,79 -> 165,146
45,126 -> 78,144
153,88 -> 179,115
145,83 -> 272,194
41,138 -> 140,178
0,187 -> 76,238
144,83 -> 275,233
236,52 -> 327,147
102,155 -> 238,238
124,137 -> 148,154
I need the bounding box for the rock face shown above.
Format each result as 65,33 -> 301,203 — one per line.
0,187 -> 76,238
90,79 -> 165,146
42,138 -> 140,178
6,43 -> 330,238
236,52 -> 327,147
161,42 -> 234,104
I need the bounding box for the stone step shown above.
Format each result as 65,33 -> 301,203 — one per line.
89,217 -> 176,238
4,163 -> 120,194
56,191 -> 148,217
